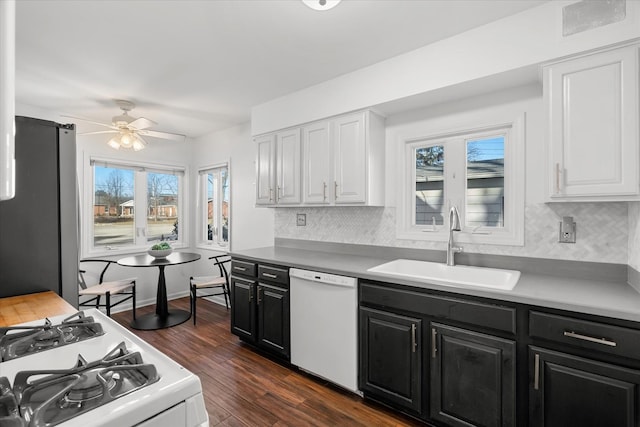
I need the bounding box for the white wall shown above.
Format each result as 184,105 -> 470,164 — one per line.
252,0 -> 640,135
15,103 -> 273,310
15,103 -> 194,307
75,127 -> 195,307
188,122 -> 274,281
274,84 -> 629,264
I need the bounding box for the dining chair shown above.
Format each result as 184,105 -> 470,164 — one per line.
189,255 -> 231,325
78,259 -> 137,318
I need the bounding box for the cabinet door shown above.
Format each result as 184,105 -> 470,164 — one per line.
302,121 -> 331,204
255,134 -> 275,205
359,307 -> 422,414
230,277 -> 256,341
530,346 -> 640,427
276,129 -> 301,204
430,323 -> 515,427
333,111 -> 366,204
257,283 -> 290,358
545,45 -> 639,199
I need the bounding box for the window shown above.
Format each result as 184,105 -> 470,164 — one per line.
415,145 -> 445,226
399,117 -> 524,246
198,164 -> 229,248
465,136 -> 505,228
89,159 -> 185,254
146,171 -> 180,242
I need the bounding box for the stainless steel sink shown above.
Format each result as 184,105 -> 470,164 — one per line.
367,259 -> 520,290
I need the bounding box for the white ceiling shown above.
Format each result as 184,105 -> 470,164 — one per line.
16,0 -> 547,139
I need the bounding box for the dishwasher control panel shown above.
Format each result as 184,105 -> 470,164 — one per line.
290,268 -> 357,287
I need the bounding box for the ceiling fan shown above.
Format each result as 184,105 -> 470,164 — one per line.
64,100 -> 185,151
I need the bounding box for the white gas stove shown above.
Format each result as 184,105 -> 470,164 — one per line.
0,309 -> 209,427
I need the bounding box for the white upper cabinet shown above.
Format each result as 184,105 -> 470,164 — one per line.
257,110 -> 385,207
544,44 -> 639,201
254,130 -> 302,206
276,129 -> 302,205
303,110 -> 385,206
333,112 -> 368,204
255,134 -> 275,205
302,121 -> 331,204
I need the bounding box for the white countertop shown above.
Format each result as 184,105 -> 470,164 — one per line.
231,246 -> 640,323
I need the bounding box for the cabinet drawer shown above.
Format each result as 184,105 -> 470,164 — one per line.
529,311 -> 640,359
231,259 -> 257,277
360,282 -> 515,334
258,265 -> 289,287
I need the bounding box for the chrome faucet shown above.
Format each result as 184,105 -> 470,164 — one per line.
447,206 -> 463,266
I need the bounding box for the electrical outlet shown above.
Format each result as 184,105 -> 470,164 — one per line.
558,216 -> 576,243
296,213 -> 306,226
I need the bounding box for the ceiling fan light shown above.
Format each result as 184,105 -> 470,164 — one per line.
120,132 -> 134,148
107,136 -> 121,150
302,0 -> 341,11
132,137 -> 145,151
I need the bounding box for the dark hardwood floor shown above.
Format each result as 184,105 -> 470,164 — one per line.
112,297 -> 425,426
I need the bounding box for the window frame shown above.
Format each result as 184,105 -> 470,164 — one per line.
196,162 -> 230,250
83,156 -> 188,257
397,115 -> 525,246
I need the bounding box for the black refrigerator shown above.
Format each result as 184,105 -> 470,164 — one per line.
0,116 -> 78,307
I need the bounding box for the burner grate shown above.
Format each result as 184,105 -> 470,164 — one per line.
10,342 -> 159,427
0,312 -> 104,362
0,377 -> 24,427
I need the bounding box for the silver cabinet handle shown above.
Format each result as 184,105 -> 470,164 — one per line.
411,324 -> 417,353
555,163 -> 561,194
323,181 -> 327,201
534,353 -> 540,390
276,186 -> 280,203
234,266 -> 247,271
257,286 -> 262,305
262,273 -> 278,279
431,328 -> 437,358
249,285 -> 253,303
334,181 -> 338,200
563,331 -> 617,347
269,188 -> 273,202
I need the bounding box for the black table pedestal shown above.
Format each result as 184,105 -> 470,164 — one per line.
130,310 -> 191,330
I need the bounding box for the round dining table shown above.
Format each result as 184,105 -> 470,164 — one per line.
117,252 -> 201,330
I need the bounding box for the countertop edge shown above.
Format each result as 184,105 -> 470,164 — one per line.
231,247 -> 640,324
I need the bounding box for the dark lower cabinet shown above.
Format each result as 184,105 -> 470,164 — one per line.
430,323 -> 516,427
230,277 -> 255,340
359,307 -> 423,415
257,283 -> 290,357
230,258 -> 290,360
529,346 -> 640,427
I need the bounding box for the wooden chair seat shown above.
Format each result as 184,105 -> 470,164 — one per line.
79,259 -> 136,318
191,275 -> 226,289
79,278 -> 137,296
190,255 -> 230,325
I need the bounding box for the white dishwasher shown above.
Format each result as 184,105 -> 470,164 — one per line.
290,268 -> 359,394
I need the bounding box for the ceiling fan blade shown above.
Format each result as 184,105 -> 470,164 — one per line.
128,117 -> 157,130
61,115 -> 118,130
78,130 -> 119,136
137,129 -> 185,143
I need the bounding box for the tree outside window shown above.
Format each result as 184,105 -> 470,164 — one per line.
90,161 -> 184,253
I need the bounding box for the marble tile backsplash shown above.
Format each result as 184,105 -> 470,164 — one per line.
628,202 -> 640,271
274,203 -> 628,264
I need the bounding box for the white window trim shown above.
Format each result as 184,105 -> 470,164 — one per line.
196,161 -> 231,251
397,114 -> 525,246
82,154 -> 189,258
